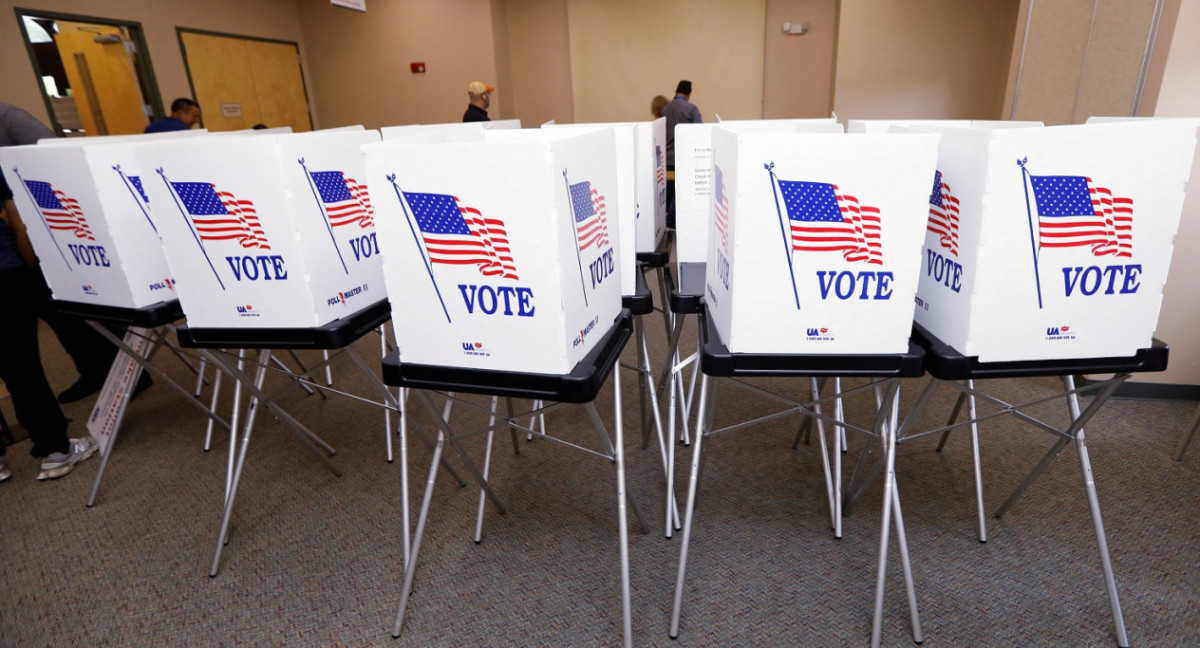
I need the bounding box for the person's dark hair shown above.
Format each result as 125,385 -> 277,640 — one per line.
251,123 -> 268,130
675,80 -> 692,96
170,98 -> 199,113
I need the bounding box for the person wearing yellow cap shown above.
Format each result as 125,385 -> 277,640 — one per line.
463,81 -> 495,122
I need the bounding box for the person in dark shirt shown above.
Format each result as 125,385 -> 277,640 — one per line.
661,80 -> 702,228
0,171 -> 97,482
1,102 -> 124,403
463,81 -> 494,122
144,98 -> 201,133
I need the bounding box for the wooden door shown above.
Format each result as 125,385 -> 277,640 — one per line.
181,31 -> 312,132
55,22 -> 148,135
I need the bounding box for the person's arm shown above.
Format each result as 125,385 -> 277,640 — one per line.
2,199 -> 39,267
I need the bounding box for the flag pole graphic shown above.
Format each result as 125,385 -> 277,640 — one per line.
298,158 -> 349,275
765,162 -> 801,310
11,167 -> 73,270
157,169 -> 226,291
562,168 -> 590,307
112,165 -> 156,233
390,175 -> 452,324
1017,158 -> 1044,309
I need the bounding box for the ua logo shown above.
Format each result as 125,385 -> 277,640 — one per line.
806,328 -> 820,336
1047,327 -> 1060,336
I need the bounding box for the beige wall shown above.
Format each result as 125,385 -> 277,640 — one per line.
762,0 -> 838,119
497,0 -> 573,127
489,0 -> 515,120
833,0 -> 1019,122
566,0 -> 767,123
296,0 -> 498,129
1,0 -> 306,130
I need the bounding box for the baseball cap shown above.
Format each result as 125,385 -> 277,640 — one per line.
468,81 -> 495,95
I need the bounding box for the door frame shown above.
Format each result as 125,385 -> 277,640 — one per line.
13,7 -> 164,135
176,27 -> 314,131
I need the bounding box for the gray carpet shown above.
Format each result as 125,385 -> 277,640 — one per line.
1,304 -> 1198,647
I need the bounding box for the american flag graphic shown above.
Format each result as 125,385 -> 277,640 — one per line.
171,182 -> 271,249
310,170 -> 375,228
779,179 -> 881,264
1030,175 -> 1131,257
23,180 -> 95,240
569,180 -> 610,251
402,191 -> 518,279
128,175 -> 150,204
655,145 -> 666,186
713,164 -> 730,252
927,170 -> 959,256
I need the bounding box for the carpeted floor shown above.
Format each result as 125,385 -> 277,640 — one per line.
1,304 -> 1198,647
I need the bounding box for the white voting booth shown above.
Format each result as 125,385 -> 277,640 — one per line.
379,120 -> 520,142
705,128 -> 940,354
909,120 -> 1198,362
675,119 -> 843,273
846,119 -> 1040,134
134,127 -> 385,328
545,119 -> 666,256
0,132 -> 205,308
364,128 -> 623,375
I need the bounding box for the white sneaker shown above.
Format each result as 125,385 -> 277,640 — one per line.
0,457 -> 11,482
37,436 -> 98,481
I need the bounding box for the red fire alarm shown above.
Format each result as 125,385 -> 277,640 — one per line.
410,62 -> 426,74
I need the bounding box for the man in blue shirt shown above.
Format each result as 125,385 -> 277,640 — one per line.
0,171 -> 97,482
144,98 -> 201,133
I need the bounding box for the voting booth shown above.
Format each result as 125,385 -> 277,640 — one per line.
846,119 -> 1040,134
0,138 -> 184,309
134,127 -> 385,328
379,120 -> 520,142
364,128 -> 622,375
910,120 -> 1197,362
703,128 -> 938,355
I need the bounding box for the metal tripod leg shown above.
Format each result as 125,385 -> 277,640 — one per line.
609,366 -> 635,648
1065,375 -> 1129,647
473,395 -> 501,544
210,351 -> 271,577
870,381 -> 922,648
669,372 -> 709,639
392,427 -> 445,638
87,326 -> 231,507
844,379 -> 940,516
414,390 -> 507,515
934,380 -> 988,541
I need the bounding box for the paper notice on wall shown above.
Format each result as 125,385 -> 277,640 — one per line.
87,327 -> 151,455
331,0 -> 366,11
